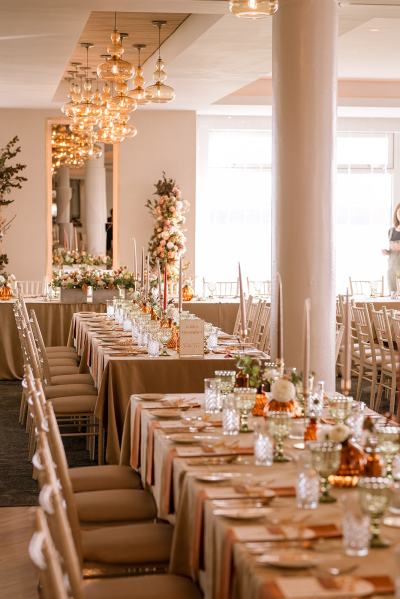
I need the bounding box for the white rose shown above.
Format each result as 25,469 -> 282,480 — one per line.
0,276 -> 5,284
167,241 -> 174,249
271,378 -> 296,403
316,424 -> 332,442
328,423 -> 350,443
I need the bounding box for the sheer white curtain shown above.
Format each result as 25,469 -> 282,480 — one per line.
196,118 -> 272,290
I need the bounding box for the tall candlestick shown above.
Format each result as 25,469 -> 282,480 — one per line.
63,229 -> 69,250
133,238 -> 137,278
74,228 -> 78,252
141,248 -> 144,286
163,265 -> 168,311
238,262 -> 247,338
342,290 -> 351,395
178,257 -> 183,313
146,254 -> 150,296
303,298 -> 311,397
156,259 -> 162,306
276,272 -> 283,363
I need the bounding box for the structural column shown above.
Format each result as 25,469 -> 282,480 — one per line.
55,165 -> 72,248
271,0 -> 337,387
85,149 -> 107,255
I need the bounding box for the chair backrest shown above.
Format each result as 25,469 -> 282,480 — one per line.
335,324 -> 344,364
37,431 -> 84,598
17,280 -> 45,297
29,508 -> 70,599
369,306 -> 396,368
233,295 -> 253,337
258,304 -> 272,354
246,279 -> 271,297
203,278 -> 238,298
349,277 -> 384,297
389,313 -> 400,350
30,309 -> 52,382
248,300 -> 266,345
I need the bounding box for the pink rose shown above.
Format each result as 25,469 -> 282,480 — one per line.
160,251 -> 165,257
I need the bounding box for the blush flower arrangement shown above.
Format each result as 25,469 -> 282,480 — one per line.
52,248 -> 112,268
146,172 -> 188,279
51,268 -> 138,290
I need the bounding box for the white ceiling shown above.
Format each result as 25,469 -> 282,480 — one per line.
2,0 -> 400,112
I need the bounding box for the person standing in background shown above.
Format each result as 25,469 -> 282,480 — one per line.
383,203 -> 400,293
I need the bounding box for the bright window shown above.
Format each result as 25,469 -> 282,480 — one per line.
196,121 -> 271,290
196,120 -> 394,294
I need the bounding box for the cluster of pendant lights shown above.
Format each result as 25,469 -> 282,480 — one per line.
229,0 -> 278,18
51,125 -> 102,172
59,15 -> 175,166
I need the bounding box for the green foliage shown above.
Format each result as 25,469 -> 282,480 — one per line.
0,136 -> 27,205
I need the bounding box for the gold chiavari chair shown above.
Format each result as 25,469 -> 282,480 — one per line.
352,305 -> 379,407
369,306 -> 398,414
233,295 -> 253,337
349,276 -> 384,297
202,278 -> 238,298
30,307 -> 78,361
36,431 -> 177,580
246,278 -> 271,297
29,509 -> 70,599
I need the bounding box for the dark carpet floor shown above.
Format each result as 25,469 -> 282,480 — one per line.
0,381 -> 92,507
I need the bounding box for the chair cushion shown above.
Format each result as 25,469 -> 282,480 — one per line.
50,395 -> 97,414
50,374 -> 94,386
82,574 -> 202,599
48,357 -> 78,367
70,465 -> 141,493
45,384 -> 97,399
49,365 -> 80,376
76,489 -> 156,523
81,522 -> 173,565
46,346 -> 77,354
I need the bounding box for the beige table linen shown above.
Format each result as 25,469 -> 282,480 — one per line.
0,299 -> 104,380
184,300 -> 239,334
123,393 -> 398,599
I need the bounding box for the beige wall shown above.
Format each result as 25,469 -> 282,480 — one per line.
117,110 -> 197,278
0,109 -> 58,280
0,109 -> 196,281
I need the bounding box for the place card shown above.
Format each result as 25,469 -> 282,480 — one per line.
179,318 -> 204,358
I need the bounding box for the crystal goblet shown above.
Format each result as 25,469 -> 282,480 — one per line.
234,388 -> 257,432
328,394 -> 353,423
158,325 -> 172,356
267,411 -> 293,462
376,426 -> 400,479
358,477 -> 392,548
308,441 -> 341,503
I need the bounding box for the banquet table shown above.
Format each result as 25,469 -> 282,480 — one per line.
183,299 -> 239,334
354,296 -> 400,311
121,393 -> 398,599
0,298 -> 105,380
70,313 -> 253,463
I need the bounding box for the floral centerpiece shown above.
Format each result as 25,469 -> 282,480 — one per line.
318,423 -> 366,488
0,272 -> 16,300
52,248 -> 112,268
146,172 -> 188,279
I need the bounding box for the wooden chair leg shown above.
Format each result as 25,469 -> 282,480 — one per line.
355,362 -> 364,402
375,372 -> 384,413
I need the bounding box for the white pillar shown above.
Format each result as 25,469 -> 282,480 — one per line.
85,150 -> 107,255
271,0 -> 337,387
56,165 -> 72,247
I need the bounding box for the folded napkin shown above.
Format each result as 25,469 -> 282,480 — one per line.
234,523 -> 341,543
233,484 -> 296,498
261,575 -> 393,599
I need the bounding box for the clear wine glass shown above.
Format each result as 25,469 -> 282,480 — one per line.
308,441 -> 341,503
359,477 -> 392,548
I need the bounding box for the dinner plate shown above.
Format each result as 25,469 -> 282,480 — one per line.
167,433 -> 198,444
151,409 -> 182,419
195,473 -> 239,483
137,394 -> 165,401
383,516 -> 400,528
213,508 -> 271,521
256,551 -> 317,569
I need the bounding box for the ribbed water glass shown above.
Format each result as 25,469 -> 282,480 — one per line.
222,394 -> 240,435
204,378 -> 221,414
254,422 -> 273,466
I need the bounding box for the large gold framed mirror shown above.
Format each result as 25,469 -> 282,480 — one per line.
45,117 -> 119,277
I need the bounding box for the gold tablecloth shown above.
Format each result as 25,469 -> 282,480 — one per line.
0,299 -> 105,380
71,313 -> 238,464
122,394 -> 398,599
183,301 -> 239,334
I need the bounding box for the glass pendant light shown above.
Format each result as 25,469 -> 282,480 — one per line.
97,13 -> 134,82
146,21 -> 175,104
129,44 -> 151,105
229,0 -> 279,18
107,80 -> 137,114
72,43 -> 102,126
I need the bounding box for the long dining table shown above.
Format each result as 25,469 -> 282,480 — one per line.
120,392 -> 398,599
69,312 -> 257,463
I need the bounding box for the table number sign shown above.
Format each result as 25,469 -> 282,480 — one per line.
179,318 -> 204,358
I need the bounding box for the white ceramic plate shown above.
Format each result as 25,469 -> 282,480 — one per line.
256,551 -> 317,569
195,473 -> 239,483
213,508 -> 270,520
151,409 -> 182,419
167,433 -> 197,444
137,393 -> 165,401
